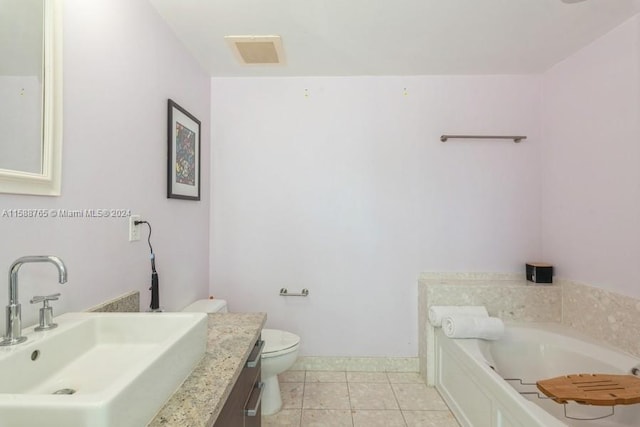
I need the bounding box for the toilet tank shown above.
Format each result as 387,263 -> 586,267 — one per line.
182,299 -> 228,313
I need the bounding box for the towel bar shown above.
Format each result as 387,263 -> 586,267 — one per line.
440,134 -> 527,143
279,288 -> 309,297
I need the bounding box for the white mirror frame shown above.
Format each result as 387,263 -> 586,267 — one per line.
0,0 -> 63,196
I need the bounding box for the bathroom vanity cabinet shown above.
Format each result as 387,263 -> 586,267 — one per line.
214,338 -> 264,427
148,312 -> 266,427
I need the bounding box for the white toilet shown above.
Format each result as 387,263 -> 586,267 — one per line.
259,328 -> 301,415
182,299 -> 301,416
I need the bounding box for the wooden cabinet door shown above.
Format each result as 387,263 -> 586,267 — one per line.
243,369 -> 262,427
213,338 -> 263,427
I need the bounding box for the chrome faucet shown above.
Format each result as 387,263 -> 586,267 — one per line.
1,256 -> 67,346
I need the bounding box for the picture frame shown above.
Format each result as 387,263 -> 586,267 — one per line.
167,99 -> 201,200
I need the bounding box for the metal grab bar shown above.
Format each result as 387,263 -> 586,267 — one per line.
440,134 -> 527,143
279,288 -> 309,297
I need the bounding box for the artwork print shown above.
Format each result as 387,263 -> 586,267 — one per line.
175,121 -> 196,186
167,99 -> 201,200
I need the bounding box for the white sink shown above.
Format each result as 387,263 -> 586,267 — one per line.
0,311 -> 207,427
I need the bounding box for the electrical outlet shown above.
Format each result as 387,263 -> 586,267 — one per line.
129,215 -> 141,241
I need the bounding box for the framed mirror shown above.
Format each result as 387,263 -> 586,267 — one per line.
0,0 -> 62,196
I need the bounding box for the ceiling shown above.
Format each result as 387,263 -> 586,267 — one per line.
148,0 -> 640,77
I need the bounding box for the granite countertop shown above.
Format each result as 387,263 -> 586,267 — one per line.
148,312 -> 266,427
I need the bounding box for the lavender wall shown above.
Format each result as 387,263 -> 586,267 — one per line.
0,0 -> 211,328
541,15 -> 640,298
210,76 -> 542,356
209,13 -> 640,358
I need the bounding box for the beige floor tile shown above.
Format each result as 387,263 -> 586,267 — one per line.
303,383 -> 351,409
305,371 -> 347,383
403,410 -> 460,427
392,383 -> 449,411
387,372 -> 424,384
266,370 -> 457,427
280,370 -> 306,383
349,383 -> 399,410
262,408 -> 302,426
300,409 -> 353,427
281,382 -> 304,409
352,410 -> 406,427
347,371 -> 389,383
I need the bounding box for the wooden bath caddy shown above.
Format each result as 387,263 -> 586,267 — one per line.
537,374 -> 640,406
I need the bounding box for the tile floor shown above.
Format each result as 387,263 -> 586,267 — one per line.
262,370 -> 460,427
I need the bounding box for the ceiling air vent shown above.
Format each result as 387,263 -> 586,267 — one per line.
224,35 -> 285,65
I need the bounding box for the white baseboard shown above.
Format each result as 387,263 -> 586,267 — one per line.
291,356 -> 419,372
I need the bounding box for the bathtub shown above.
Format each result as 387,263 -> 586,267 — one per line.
434,323 -> 640,427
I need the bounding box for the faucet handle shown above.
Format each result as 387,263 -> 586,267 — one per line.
30,293 -> 61,305
30,293 -> 61,331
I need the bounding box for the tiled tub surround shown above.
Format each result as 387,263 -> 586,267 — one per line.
560,278 -> 640,358
419,272 -> 562,384
419,273 -> 640,385
148,312 -> 266,426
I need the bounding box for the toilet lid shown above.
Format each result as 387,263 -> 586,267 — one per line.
182,299 -> 228,313
262,329 -> 300,354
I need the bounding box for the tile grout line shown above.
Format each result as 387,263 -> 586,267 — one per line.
387,372 -> 409,427
299,372 -> 306,426
344,371 -> 355,427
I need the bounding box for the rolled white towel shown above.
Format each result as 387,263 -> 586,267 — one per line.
428,305 -> 488,327
441,315 -> 504,340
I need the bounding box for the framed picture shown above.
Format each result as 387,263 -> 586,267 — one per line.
167,99 -> 201,200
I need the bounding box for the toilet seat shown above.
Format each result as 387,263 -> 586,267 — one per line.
261,329 -> 300,358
